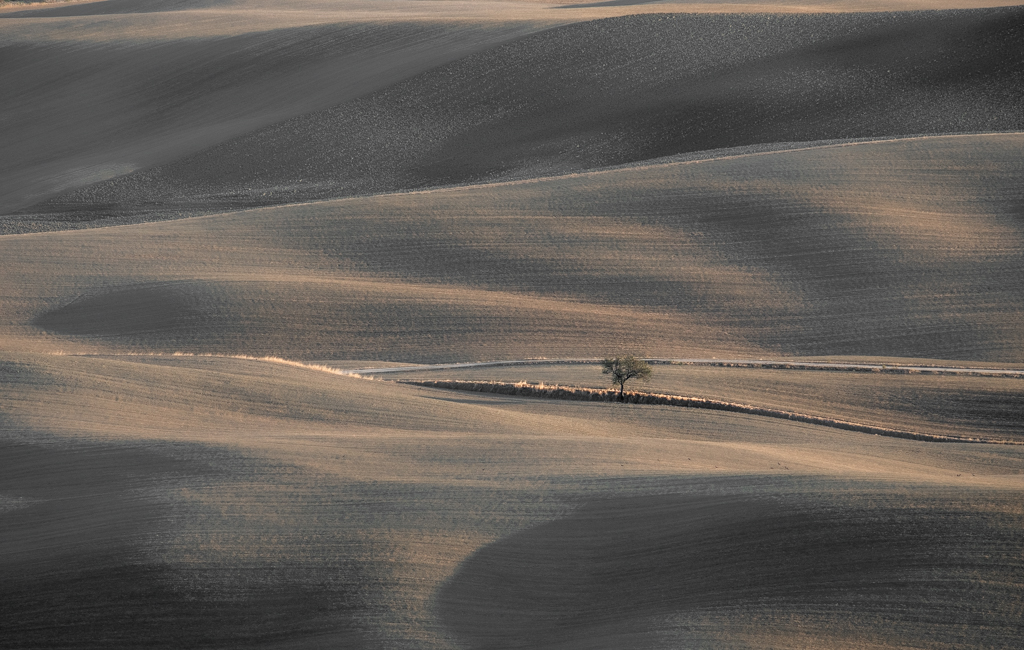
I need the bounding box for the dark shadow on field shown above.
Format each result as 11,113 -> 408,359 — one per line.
32,282 -> 209,338
28,278 -> 695,362
437,492 -> 1024,648
0,438 -> 368,649
557,0 -> 664,8
0,559 -> 368,650
2,0 -> 230,18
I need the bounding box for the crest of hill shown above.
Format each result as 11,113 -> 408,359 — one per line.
26,6 -> 1024,227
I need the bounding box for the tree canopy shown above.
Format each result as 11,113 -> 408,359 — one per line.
601,356 -> 652,401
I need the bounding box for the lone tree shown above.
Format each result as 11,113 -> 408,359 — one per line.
601,356 -> 652,402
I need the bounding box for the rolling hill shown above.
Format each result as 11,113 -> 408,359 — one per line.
2,351 -> 1022,648
4,134 -> 1021,363
15,5 -> 1024,229
2,0 -> 1022,648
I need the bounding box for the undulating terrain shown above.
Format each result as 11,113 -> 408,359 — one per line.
1,0 -> 1022,648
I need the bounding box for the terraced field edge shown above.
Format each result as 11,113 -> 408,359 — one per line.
400,379 -> 1022,445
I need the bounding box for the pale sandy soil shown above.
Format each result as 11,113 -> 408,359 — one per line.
2,0 -> 1023,647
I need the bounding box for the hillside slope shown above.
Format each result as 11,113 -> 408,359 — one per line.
20,6 -> 1024,228
4,134 -> 1022,363
0,9 -> 550,220
2,351 -> 1022,648
4,1 -> 1023,648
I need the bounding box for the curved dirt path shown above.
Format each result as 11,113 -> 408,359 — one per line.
71,352 -> 1024,444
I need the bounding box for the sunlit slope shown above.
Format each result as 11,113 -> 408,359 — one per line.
24,6 -> 1024,227
0,12 -> 548,220
2,351 -> 1023,648
5,134 -> 1021,362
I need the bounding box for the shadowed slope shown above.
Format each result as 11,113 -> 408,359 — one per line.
29,278 -> 715,360
11,134 -> 1022,362
4,0 -> 236,15
439,491 -> 1024,649
0,437 -> 369,650
22,6 -> 1024,227
0,16 -> 546,220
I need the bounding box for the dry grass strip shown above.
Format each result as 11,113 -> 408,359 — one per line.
659,360 -> 1024,378
399,380 -> 1020,445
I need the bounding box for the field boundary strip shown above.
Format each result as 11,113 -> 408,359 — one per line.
350,358 -> 1024,378
398,379 -> 1024,446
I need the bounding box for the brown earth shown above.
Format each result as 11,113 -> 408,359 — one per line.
5,134 -> 1022,362
2,0 -> 1023,647
2,352 -> 1023,649
393,365 -> 1024,442
12,5 -> 1024,228
3,135 -> 1022,647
